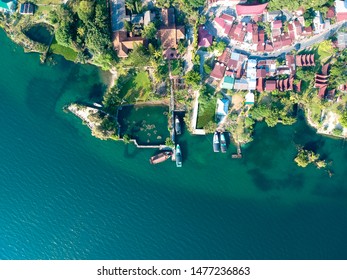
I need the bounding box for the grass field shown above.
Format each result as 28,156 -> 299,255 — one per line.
119,71 -> 152,103
36,0 -> 63,5
196,100 -> 216,129
36,5 -> 55,14
50,38 -> 78,62
316,40 -> 335,63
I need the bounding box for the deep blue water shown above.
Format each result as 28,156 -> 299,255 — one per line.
0,29 -> 347,260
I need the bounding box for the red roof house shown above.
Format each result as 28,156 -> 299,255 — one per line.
230,23 -> 246,42
256,69 -> 267,78
303,26 -> 313,36
218,49 -> 231,64
318,85 -> 327,98
286,54 -> 295,73
252,25 -> 259,44
235,3 -> 268,17
220,13 -> 235,23
265,80 -> 277,91
295,80 -> 302,92
264,43 -> 274,52
257,77 -> 264,92
198,26 -> 213,47
214,17 -> 226,29
272,20 -> 282,29
336,0 -> 347,22
224,23 -> 233,36
210,63 -> 226,80
293,21 -> 303,38
321,63 -> 330,76
288,24 -> 295,40
273,39 -> 282,50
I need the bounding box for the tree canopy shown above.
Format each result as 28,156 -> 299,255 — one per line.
142,23 -> 157,40
50,0 -> 116,69
268,0 -> 331,12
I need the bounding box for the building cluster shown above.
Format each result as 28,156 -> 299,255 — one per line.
112,3 -> 185,59
210,47 -> 302,96
314,63 -> 334,99
202,0 -> 347,54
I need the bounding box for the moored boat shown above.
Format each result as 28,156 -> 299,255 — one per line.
150,151 -> 172,164
213,132 -> 220,152
220,133 -> 227,153
175,115 -> 181,135
176,144 -> 182,167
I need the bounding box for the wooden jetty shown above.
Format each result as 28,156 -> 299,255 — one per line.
231,143 -> 242,159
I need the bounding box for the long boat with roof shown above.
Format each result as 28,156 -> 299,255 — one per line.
213,132 -> 220,152
220,132 -> 227,153
176,144 -> 182,167
150,151 -> 173,164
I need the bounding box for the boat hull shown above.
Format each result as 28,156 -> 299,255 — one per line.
175,116 -> 181,135
220,133 -> 227,153
213,132 -> 220,152
176,145 -> 182,167
150,152 -> 172,164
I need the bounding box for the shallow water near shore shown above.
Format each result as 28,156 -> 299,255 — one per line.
0,29 -> 347,260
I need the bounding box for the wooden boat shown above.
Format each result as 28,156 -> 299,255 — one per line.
150,151 -> 172,164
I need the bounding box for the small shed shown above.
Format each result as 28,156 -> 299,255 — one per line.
245,91 -> 255,105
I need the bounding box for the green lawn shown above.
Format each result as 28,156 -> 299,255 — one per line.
36,0 -> 63,5
50,38 -> 78,62
119,71 -> 152,103
36,5 -> 55,13
197,100 -> 216,129
316,40 -> 335,63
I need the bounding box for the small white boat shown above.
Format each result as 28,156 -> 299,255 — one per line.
213,132 -> 220,153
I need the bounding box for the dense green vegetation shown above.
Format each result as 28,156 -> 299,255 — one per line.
207,40 -> 227,55
329,49 -> 347,88
294,148 -> 326,169
48,0 -> 116,69
184,70 -> 201,89
197,85 -> 217,130
268,0 -> 334,13
250,92 -> 296,127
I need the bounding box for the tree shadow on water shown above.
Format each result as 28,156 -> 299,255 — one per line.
88,83 -> 106,101
248,168 -> 305,191
178,140 -> 188,163
26,77 -> 62,118
303,139 -> 325,152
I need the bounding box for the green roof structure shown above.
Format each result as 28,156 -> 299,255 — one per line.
221,75 -> 235,90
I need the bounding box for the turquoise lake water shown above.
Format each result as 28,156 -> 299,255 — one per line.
0,29 -> 347,259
